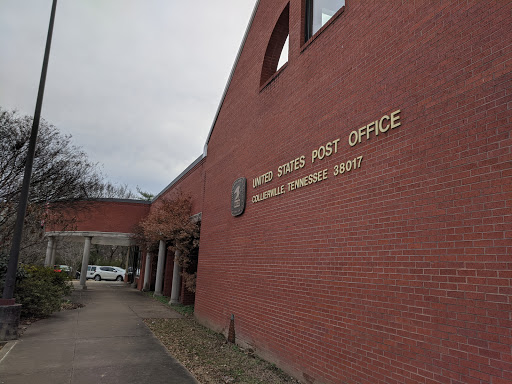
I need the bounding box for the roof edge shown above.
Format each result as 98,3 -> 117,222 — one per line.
50,198 -> 151,205
152,154 -> 205,202
203,0 -> 261,156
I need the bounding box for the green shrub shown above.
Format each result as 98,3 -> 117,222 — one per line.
0,252 -> 28,292
14,265 -> 72,319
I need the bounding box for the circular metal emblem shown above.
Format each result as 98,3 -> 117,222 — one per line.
231,177 -> 246,217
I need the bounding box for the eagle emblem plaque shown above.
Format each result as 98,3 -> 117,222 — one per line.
231,177 -> 246,217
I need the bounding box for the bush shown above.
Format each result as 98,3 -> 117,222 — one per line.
14,265 -> 72,319
0,253 -> 72,319
0,252 -> 28,292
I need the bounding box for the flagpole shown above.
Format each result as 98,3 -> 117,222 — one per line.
2,0 -> 58,300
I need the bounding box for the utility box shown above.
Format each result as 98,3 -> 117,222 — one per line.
0,303 -> 21,341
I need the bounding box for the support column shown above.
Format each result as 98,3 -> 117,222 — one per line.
125,247 -> 130,272
79,236 -> 92,289
154,240 -> 166,296
49,239 -> 57,266
122,247 -> 130,283
142,251 -> 152,291
169,250 -> 182,304
44,237 -> 54,266
130,248 -> 138,288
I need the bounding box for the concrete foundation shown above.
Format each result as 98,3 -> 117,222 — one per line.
0,304 -> 22,341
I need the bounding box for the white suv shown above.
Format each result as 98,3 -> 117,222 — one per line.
87,265 -> 125,281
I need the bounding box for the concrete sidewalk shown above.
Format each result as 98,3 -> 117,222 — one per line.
0,281 -> 198,384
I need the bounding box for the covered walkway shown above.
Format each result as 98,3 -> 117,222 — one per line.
43,198 -> 150,290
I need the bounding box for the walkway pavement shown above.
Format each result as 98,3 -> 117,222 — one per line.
0,281 -> 198,384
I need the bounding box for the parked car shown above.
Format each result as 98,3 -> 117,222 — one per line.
87,265 -> 125,281
86,265 -> 98,280
54,265 -> 72,276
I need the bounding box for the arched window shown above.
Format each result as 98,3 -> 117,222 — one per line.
260,4 -> 290,87
277,35 -> 289,71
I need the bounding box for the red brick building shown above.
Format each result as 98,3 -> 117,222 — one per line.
48,1 -> 512,383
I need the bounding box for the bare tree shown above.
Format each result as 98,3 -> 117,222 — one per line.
0,107 -> 134,262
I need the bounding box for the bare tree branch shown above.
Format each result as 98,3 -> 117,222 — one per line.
0,107 -> 134,263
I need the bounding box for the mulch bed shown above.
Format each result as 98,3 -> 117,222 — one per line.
145,316 -> 300,384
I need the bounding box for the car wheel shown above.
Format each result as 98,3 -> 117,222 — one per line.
94,275 -> 101,281
116,275 -> 123,281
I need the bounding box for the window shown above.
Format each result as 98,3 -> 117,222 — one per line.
260,4 -> 290,87
305,0 -> 345,41
277,35 -> 289,71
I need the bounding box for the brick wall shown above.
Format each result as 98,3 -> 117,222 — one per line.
192,1 -> 512,383
47,199 -> 150,234
180,280 -> 196,306
150,158 -> 205,216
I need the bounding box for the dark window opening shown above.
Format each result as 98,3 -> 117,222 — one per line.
305,0 -> 345,41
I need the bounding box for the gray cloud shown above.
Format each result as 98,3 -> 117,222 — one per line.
0,0 -> 256,195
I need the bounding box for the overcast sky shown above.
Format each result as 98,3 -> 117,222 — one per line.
0,0 -> 257,196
